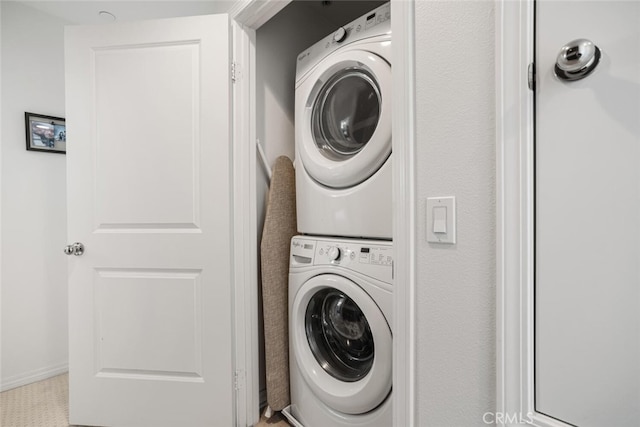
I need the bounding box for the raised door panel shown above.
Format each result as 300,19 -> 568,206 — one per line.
93,43 -> 201,230
95,269 -> 203,379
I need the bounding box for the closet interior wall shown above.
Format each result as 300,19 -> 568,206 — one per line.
254,0 -> 386,403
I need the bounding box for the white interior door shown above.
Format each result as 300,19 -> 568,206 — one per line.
65,14 -> 234,427
535,1 -> 640,426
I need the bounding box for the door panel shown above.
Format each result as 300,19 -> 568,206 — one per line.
65,14 -> 233,427
535,2 -> 640,426
95,269 -> 202,377
94,42 -> 201,229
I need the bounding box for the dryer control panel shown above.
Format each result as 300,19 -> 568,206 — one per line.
290,236 -> 393,284
295,2 -> 391,82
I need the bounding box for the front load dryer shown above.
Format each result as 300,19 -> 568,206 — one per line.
295,3 -> 392,240
288,236 -> 392,427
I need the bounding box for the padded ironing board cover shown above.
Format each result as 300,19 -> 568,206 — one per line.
261,155 -> 297,412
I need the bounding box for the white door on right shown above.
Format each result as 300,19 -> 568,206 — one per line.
536,1 -> 640,426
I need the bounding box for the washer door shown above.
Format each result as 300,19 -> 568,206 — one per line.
291,274 -> 392,415
298,49 -> 391,189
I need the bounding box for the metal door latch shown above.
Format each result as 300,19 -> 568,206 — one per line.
64,242 -> 85,256
555,38 -> 601,81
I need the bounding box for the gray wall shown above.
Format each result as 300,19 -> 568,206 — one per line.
414,1 -> 497,425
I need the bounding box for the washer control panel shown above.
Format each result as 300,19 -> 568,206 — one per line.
290,236 -> 393,283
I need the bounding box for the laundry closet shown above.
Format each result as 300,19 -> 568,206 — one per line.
253,1 -> 391,425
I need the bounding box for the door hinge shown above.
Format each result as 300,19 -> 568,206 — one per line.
528,62 -> 535,91
234,369 -> 245,391
231,62 -> 238,83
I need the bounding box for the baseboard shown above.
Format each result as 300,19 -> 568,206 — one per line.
0,362 -> 68,392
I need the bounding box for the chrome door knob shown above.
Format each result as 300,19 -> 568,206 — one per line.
555,38 -> 601,81
64,242 -> 85,256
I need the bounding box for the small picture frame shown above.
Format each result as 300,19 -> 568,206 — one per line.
25,112 -> 66,154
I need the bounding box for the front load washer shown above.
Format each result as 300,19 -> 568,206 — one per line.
288,236 -> 392,427
295,3 -> 392,240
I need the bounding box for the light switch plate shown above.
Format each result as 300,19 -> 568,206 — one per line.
426,196 -> 456,244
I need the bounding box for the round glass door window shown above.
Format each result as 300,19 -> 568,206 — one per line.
305,288 -> 374,382
312,68 -> 381,160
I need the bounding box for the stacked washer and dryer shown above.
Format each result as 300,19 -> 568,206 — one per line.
286,3 -> 393,427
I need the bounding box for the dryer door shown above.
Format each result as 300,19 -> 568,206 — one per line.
291,274 -> 392,415
297,49 -> 391,189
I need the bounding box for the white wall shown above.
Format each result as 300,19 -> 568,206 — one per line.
414,1 -> 496,425
1,1 -> 69,390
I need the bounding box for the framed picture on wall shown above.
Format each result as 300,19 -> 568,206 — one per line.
25,112 -> 66,154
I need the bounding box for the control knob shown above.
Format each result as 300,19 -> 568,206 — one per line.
333,27 -> 347,43
327,246 -> 341,261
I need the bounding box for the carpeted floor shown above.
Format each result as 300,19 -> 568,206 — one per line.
0,374 -> 72,427
0,374 -> 289,427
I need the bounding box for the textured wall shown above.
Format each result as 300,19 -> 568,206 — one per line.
414,1 -> 497,425
1,1 -> 69,390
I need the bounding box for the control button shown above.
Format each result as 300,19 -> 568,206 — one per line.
350,252 -> 356,260
333,27 -> 347,43
327,246 -> 341,261
356,24 -> 362,32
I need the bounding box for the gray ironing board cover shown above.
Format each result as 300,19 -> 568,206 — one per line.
260,155 -> 297,411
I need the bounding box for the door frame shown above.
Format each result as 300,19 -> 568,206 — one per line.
229,1 -> 417,425
389,1 -> 417,426
229,16 -> 261,427
495,0 -> 536,423
496,1 -> 571,426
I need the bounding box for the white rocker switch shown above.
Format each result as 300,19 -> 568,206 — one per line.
426,197 -> 456,244
433,206 -> 447,233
